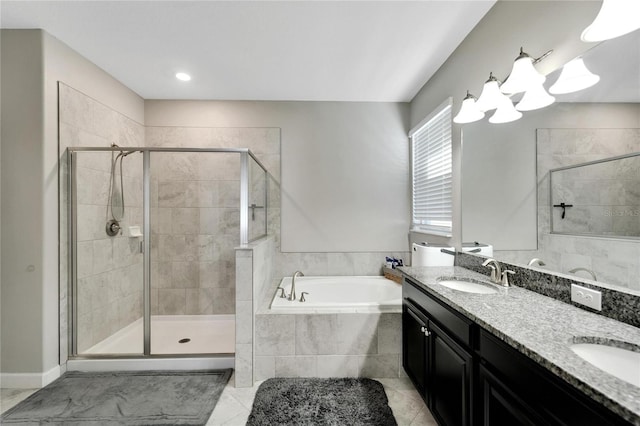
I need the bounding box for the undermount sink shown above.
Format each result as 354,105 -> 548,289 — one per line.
436,277 -> 497,294
570,340 -> 640,387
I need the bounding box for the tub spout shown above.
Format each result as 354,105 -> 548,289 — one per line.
289,271 -> 304,301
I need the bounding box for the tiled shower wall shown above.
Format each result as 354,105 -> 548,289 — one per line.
145,127 -> 280,315
147,151 -> 239,315
497,128 -> 640,291
59,84 -> 145,353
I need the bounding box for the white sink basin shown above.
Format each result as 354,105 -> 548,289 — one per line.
570,342 -> 640,387
436,278 -> 497,294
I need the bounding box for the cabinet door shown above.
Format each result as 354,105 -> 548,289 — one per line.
403,302 -> 429,399
478,364 -> 543,426
430,322 -> 473,426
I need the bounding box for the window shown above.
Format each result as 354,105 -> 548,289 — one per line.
410,98 -> 453,236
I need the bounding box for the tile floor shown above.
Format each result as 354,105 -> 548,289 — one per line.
1,373 -> 436,426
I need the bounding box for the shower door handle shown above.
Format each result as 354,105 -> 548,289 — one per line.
249,204 -> 264,220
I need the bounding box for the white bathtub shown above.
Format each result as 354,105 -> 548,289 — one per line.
270,276 -> 402,313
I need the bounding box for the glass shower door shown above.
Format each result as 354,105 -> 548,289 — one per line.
148,151 -> 239,354
70,149 -> 145,355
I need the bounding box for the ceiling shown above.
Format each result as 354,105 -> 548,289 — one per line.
0,1 -> 495,102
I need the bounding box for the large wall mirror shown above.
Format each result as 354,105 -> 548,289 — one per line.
461,30 -> 640,293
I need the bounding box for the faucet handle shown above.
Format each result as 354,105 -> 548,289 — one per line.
485,264 -> 497,282
277,287 -> 287,298
300,292 -> 309,302
501,269 -> 515,287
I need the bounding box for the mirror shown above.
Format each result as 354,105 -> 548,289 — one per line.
550,153 -> 640,238
462,30 -> 640,293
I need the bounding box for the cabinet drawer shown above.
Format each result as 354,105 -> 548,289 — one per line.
403,278 -> 474,348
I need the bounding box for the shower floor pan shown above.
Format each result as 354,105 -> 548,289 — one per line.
82,315 -> 235,355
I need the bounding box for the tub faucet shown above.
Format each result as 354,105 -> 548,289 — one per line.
482,258 -> 502,284
569,267 -> 597,281
289,271 -> 304,301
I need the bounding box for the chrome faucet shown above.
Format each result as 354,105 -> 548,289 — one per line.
482,258 -> 502,284
289,271 -> 304,301
569,267 -> 597,281
528,258 -> 546,267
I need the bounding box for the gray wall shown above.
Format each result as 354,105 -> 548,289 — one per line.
145,101 -> 411,253
1,30 -> 46,375
1,29 -> 143,378
409,1 -> 602,250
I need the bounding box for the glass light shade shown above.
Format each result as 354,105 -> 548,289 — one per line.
453,93 -> 485,124
549,58 -> 600,94
500,50 -> 546,95
475,74 -> 504,112
516,82 -> 555,111
489,96 -> 522,124
581,0 -> 640,42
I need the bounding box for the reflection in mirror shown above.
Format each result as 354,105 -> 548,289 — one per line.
550,153 -> 640,238
462,30 -> 640,294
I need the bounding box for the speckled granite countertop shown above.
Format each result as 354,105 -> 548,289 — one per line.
399,266 -> 640,425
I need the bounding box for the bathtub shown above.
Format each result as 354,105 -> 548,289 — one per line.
270,275 -> 402,313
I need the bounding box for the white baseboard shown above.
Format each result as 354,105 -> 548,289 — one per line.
1,365 -> 61,389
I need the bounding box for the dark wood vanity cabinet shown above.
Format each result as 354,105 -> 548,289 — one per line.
478,330 -> 631,426
403,301 -> 429,396
403,278 -> 474,426
402,277 -> 633,426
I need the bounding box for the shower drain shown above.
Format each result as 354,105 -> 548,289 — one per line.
178,338 -> 191,344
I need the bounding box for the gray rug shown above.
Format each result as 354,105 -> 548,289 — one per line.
0,369 -> 232,425
247,378 -> 397,426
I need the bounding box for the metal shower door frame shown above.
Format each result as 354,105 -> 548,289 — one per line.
67,147 -> 268,358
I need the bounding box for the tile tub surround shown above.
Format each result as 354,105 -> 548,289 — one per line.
455,251 -> 640,328
253,312 -> 402,380
398,265 -> 640,424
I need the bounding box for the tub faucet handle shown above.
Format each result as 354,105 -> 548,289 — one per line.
277,287 -> 287,298
300,292 -> 309,302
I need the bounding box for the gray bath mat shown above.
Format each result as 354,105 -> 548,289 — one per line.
0,369 -> 232,425
247,377 -> 397,426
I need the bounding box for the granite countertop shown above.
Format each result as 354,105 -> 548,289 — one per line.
399,265 -> 640,425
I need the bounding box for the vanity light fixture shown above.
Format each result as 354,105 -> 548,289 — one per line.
475,73 -> 505,112
453,91 -> 485,124
175,72 -> 192,81
516,81 -> 555,111
549,58 -> 600,94
500,47 -> 549,95
581,0 -> 640,42
489,95 -> 522,124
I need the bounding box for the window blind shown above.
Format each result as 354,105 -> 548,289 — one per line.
411,101 -> 453,236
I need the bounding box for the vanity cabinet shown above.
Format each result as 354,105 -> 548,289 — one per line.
478,330 -> 631,426
403,278 -> 474,426
402,277 -> 633,426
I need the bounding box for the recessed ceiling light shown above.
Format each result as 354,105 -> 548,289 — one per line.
175,72 -> 191,82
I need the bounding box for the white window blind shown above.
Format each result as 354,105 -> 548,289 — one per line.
410,99 -> 453,236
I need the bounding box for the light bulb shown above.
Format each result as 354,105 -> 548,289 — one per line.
549,58 -> 600,94
500,48 -> 546,95
475,73 -> 504,112
581,0 -> 640,42
453,92 -> 485,124
516,82 -> 555,111
489,96 -> 522,124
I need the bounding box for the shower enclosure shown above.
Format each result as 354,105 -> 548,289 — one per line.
67,147 -> 267,358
